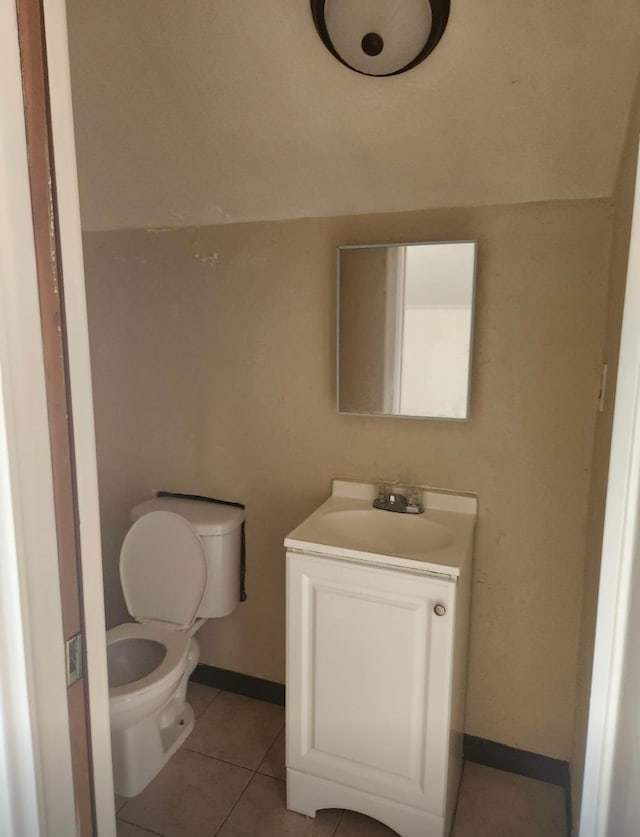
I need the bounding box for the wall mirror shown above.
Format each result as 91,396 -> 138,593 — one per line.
338,241 -> 477,420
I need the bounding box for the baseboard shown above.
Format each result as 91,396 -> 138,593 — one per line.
463,735 -> 572,836
190,663 -> 285,706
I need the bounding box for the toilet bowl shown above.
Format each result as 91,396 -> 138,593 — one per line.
106,497 -> 244,797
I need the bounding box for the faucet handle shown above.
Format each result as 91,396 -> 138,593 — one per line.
405,486 -> 424,514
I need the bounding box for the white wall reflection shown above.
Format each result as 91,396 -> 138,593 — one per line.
338,241 -> 476,419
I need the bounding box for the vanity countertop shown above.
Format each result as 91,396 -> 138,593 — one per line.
285,479 -> 477,580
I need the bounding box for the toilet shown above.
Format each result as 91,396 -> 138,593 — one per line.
106,496 -> 244,797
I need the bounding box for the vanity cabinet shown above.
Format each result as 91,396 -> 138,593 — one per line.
286,550 -> 469,837
285,480 -> 476,837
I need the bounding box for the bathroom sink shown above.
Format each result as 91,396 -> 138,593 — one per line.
316,508 -> 453,556
285,480 -> 477,576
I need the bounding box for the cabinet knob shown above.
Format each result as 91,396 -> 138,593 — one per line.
434,604 -> 446,617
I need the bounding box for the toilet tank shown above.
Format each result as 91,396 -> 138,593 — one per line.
131,497 -> 244,618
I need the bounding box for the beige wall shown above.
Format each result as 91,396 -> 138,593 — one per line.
65,1 -> 640,231
570,74 -> 640,824
84,231 -> 213,625
85,197 -> 613,761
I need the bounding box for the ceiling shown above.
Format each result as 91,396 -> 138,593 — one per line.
65,0 -> 640,232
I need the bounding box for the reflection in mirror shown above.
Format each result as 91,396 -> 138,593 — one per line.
338,241 -> 476,419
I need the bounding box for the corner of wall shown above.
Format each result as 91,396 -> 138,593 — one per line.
570,65 -> 640,830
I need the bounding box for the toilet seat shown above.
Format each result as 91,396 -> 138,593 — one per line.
120,510 -> 207,630
110,510 -> 207,712
107,622 -> 190,704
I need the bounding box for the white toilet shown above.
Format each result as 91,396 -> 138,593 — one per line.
106,496 -> 244,797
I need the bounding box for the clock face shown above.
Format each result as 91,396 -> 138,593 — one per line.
311,0 -> 450,77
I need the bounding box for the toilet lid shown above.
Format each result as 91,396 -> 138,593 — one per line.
120,511 -> 207,630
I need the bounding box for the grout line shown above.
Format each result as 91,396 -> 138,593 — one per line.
333,808 -> 347,835
256,723 -> 285,776
181,745 -> 260,774
212,770 -> 258,836
190,684 -> 223,721
116,811 -> 167,836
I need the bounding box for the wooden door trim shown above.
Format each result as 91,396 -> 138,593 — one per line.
15,0 -> 95,832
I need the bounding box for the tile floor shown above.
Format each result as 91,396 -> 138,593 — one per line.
115,683 -> 567,837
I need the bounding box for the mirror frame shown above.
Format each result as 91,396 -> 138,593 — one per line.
336,240 -> 477,421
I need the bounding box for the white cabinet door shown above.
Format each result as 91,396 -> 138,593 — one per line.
287,551 -> 456,815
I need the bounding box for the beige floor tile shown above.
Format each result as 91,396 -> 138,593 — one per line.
118,748 -> 252,837
186,680 -> 220,719
186,691 -> 284,769
452,763 -> 567,837
115,794 -> 128,813
335,811 -> 399,836
257,728 -> 286,781
217,773 -> 342,837
116,820 -> 160,837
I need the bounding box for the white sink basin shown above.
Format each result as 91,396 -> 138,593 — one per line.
285,480 -> 477,577
317,508 -> 453,556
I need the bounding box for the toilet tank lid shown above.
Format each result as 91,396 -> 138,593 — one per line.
131,497 -> 244,535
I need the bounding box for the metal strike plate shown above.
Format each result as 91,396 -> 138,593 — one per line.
65,633 -> 83,687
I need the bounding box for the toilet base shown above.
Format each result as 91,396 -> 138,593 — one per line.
111,641 -> 199,798
112,693 -> 195,798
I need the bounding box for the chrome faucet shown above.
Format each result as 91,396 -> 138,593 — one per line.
373,484 -> 424,515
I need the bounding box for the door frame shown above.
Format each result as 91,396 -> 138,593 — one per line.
0,0 -> 114,833
579,144 -> 640,835
4,0 -> 640,834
